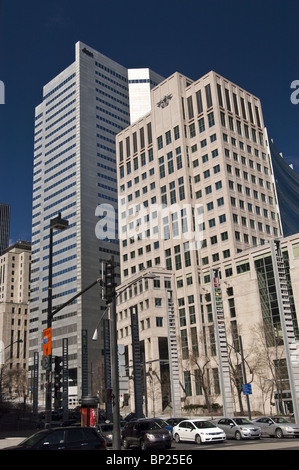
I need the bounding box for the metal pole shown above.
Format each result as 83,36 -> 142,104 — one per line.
110,296 -> 121,450
130,305 -> 143,419
45,227 -> 53,428
239,336 -> 251,420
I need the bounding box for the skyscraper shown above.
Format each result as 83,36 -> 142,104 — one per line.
0,203 -> 10,255
115,71 -> 283,414
29,41 -> 163,405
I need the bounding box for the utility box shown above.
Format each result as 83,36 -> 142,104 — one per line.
80,396 -> 99,427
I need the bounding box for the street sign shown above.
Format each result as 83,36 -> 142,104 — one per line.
43,328 -> 52,356
242,384 -> 252,395
41,355 -> 51,370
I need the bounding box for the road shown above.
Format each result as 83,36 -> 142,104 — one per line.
171,436 -> 299,450
1,435 -> 299,451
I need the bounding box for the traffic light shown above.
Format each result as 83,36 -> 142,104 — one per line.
54,356 -> 63,408
105,258 -> 115,303
106,388 -> 113,403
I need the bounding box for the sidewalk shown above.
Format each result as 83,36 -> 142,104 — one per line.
0,437 -> 26,449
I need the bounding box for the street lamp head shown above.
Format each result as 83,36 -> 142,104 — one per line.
92,329 -> 98,341
50,212 -> 69,231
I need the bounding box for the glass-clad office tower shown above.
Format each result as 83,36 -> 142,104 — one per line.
269,139 -> 299,236
29,41 -> 163,405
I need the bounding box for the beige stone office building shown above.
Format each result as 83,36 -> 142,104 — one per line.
115,70 -> 299,417
0,241 -> 31,399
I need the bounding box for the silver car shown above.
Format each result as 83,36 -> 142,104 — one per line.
253,416 -> 299,438
216,417 -> 261,440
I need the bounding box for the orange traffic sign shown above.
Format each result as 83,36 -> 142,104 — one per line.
43,327 -> 52,356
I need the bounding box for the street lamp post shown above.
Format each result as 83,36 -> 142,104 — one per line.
117,272 -> 156,421
102,260 -> 156,450
239,336 -> 252,420
45,213 -> 69,428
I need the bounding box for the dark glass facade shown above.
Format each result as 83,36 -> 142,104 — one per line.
0,203 -> 10,255
270,140 -> 299,236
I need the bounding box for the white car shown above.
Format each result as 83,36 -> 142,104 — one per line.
216,417 -> 261,440
172,419 -> 226,444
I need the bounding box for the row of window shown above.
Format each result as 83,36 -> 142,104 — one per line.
185,81 -> 262,129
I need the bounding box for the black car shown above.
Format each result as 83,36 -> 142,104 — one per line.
121,419 -> 172,450
124,412 -> 145,421
3,426 -> 106,450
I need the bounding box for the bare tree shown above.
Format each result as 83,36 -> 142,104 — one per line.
188,354 -> 215,412
252,321 -> 287,414
0,365 -> 27,401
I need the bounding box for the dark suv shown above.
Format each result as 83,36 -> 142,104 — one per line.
5,427 -> 106,450
121,419 -> 172,450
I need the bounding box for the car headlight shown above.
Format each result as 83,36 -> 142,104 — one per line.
145,433 -> 155,440
240,427 -> 250,432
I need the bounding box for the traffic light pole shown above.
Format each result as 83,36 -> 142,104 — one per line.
110,295 -> 121,450
44,276 -> 102,428
105,257 -> 121,450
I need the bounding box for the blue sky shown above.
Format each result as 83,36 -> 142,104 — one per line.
0,0 -> 298,243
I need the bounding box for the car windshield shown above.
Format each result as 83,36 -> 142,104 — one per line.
100,424 -> 113,431
194,421 -> 216,429
235,418 -> 252,425
18,430 -> 49,448
273,417 -> 290,424
155,420 -> 169,427
139,422 -> 163,431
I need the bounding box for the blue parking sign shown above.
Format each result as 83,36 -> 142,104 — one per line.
242,384 -> 252,395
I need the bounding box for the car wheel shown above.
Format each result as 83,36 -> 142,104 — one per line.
122,438 -> 130,449
174,433 -> 180,443
140,439 -> 148,450
235,431 -> 242,441
195,434 -> 202,445
275,428 -> 284,439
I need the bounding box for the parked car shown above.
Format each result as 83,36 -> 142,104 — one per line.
98,422 -> 114,445
98,421 -> 127,446
166,417 -> 186,431
121,419 -> 172,450
215,417 -> 261,440
3,426 -> 107,450
143,418 -> 172,432
253,416 -> 299,438
173,419 -> 226,444
124,412 -> 145,421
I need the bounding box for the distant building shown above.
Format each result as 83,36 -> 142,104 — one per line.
0,241 -> 31,399
269,139 -> 299,236
0,203 -> 10,255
